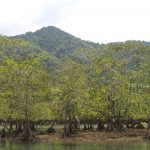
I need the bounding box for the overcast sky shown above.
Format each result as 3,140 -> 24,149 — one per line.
0,0 -> 150,43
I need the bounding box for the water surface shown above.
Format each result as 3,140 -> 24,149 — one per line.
0,141 -> 150,150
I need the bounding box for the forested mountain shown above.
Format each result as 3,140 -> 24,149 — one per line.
0,35 -> 60,69
12,26 -> 99,58
0,27 -> 150,140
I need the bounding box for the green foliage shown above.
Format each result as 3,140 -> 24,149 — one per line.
55,59 -> 88,119
0,29 -> 150,125
13,26 -> 99,58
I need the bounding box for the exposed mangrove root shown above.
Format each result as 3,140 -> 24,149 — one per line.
62,116 -> 79,137
21,122 -> 34,141
97,122 -> 105,131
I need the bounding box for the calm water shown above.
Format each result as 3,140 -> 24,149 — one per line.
0,141 -> 150,150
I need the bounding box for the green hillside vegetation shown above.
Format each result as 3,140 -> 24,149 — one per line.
13,26 -> 99,58
0,35 -> 60,69
0,28 -> 150,141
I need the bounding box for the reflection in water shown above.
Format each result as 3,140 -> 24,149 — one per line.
0,141 -> 150,150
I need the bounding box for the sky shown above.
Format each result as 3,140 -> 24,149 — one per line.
0,0 -> 150,43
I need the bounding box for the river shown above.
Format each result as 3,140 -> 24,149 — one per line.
0,141 -> 150,150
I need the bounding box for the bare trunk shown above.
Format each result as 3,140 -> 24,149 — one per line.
97,121 -> 105,131
62,116 -> 78,137
147,119 -> 150,130
106,118 -> 116,131
22,121 -> 33,141
30,122 -> 37,132
21,92 -> 33,141
15,120 -> 22,133
0,125 -> 6,138
74,116 -> 80,131
46,120 -> 56,133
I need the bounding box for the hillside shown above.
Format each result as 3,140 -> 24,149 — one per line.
12,26 -> 99,58
0,35 -> 60,69
1,27 -> 150,142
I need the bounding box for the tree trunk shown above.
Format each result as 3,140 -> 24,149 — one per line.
83,124 -> 87,130
21,121 -> 33,141
106,118 -> 116,131
9,121 -> 13,132
15,120 -> 22,133
97,121 -> 105,131
136,123 -> 145,129
30,122 -> 37,132
147,119 -> 150,130
0,126 -> 6,139
74,116 -> 80,131
21,91 -> 33,141
46,120 -> 56,133
62,116 -> 78,137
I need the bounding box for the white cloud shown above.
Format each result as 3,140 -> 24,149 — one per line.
0,0 -> 150,43
57,0 -> 150,43
0,0 -> 78,35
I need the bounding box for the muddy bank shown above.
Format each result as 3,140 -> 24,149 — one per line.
1,129 -> 149,144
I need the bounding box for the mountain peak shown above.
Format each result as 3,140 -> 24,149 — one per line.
12,26 -> 99,58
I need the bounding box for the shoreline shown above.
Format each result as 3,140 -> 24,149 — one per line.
2,129 -> 149,144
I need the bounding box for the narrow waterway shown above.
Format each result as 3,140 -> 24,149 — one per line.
0,141 -> 150,150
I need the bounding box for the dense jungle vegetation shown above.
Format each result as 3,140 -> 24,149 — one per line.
0,26 -> 150,141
